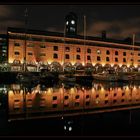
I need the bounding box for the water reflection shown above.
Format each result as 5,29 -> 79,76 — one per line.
3,81 -> 140,121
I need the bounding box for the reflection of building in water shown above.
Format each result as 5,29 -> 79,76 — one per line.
8,83 -> 140,120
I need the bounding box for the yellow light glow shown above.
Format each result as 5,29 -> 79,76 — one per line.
127,64 -> 130,67
101,87 -> 104,92
47,88 -> 53,95
119,64 -> 122,67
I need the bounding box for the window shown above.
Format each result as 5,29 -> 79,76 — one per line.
123,58 -> 126,62
27,43 -> 34,47
97,49 -> 101,54
28,52 -> 33,55
121,99 -> 125,102
115,51 -> 118,55
54,46 -> 58,51
86,101 -> 90,106
113,100 -> 117,103
52,104 -> 57,108
53,96 -> 57,100
96,94 -> 99,98
115,58 -> 118,62
77,48 -> 81,52
53,53 -> 58,59
75,102 -> 79,107
105,94 -> 108,97
70,27 -> 75,32
106,57 -> 110,62
138,53 -> 140,56
106,50 -> 110,55
87,56 -> 91,60
86,95 -> 90,98
65,47 -> 70,52
14,51 -> 20,55
122,92 -> 125,96
130,52 -> 134,55
40,53 -> 46,56
138,60 -> 140,62
64,96 -> 69,100
105,100 -> 108,104
130,59 -> 133,62
123,52 -> 126,56
40,45 -> 46,48
114,93 -> 117,97
65,54 -> 70,59
76,55 -> 80,60
87,48 -> 91,53
97,56 -> 101,61
75,95 -> 80,99
14,42 -> 20,46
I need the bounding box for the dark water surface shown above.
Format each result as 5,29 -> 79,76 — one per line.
0,81 -> 140,137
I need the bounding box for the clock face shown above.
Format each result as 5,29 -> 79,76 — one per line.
66,21 -> 69,25
71,20 -> 75,25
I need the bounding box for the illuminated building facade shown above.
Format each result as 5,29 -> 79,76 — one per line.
7,13 -> 140,68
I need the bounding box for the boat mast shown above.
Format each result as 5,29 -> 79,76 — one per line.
132,34 -> 135,66
84,15 -> 86,66
63,23 -> 66,71
23,8 -> 28,72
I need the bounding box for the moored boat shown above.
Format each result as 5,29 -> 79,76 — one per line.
93,70 -> 119,82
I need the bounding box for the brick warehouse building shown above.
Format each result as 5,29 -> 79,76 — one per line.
6,13 -> 140,69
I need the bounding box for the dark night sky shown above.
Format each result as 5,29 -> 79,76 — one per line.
1,5 -> 140,41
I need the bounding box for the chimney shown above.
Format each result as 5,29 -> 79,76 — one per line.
102,30 -> 106,40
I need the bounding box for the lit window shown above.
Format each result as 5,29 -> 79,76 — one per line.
77,48 -> 81,52
65,47 -> 70,52
97,49 -> 101,54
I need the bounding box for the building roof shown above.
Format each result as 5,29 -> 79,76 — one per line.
7,27 -> 140,46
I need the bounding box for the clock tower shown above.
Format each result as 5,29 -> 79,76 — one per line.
65,12 -> 78,36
